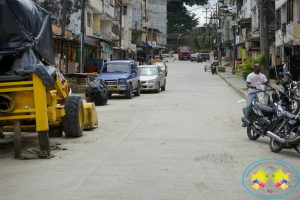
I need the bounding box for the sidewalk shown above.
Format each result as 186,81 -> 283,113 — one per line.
217,64 -> 281,99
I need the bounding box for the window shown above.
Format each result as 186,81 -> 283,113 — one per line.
287,0 -> 293,23
123,6 -> 127,15
102,63 -> 130,73
131,63 -> 135,71
281,4 -> 287,24
276,9 -> 281,31
87,12 -> 92,28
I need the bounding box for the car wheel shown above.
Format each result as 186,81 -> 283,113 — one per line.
155,82 -> 160,93
134,82 -> 141,96
125,85 -> 133,99
161,79 -> 166,91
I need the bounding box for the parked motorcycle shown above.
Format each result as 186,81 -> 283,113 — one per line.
211,63 -> 217,75
278,71 -> 300,114
242,85 -> 282,140
266,110 -> 300,153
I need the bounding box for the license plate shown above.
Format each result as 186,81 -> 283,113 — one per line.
140,85 -> 144,88
107,86 -> 115,90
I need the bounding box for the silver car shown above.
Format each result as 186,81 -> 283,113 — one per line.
154,62 -> 168,76
138,65 -> 166,93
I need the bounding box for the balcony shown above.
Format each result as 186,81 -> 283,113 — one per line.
275,22 -> 294,47
110,32 -> 119,40
96,31 -> 111,41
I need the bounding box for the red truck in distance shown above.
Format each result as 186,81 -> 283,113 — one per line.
178,46 -> 191,60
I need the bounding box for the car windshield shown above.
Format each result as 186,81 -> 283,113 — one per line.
180,48 -> 190,51
201,51 -> 209,53
138,68 -> 158,76
102,63 -> 130,73
155,63 -> 165,68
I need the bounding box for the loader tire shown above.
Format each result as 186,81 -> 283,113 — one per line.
63,96 -> 84,137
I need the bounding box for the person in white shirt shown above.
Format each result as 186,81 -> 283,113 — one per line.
243,63 -> 276,126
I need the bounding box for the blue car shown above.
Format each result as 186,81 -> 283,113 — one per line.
96,60 -> 140,99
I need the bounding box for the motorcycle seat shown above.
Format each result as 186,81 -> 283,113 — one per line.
280,111 -> 296,119
255,102 -> 276,114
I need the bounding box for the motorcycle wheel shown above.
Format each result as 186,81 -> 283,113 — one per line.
247,116 -> 261,140
270,138 -> 284,153
290,98 -> 300,114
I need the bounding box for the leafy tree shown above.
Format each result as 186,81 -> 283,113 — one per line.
167,0 -> 208,35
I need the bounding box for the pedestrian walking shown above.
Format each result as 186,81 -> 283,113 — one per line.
242,63 -> 276,127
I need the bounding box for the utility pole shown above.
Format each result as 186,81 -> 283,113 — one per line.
119,1 -> 123,48
263,2 -> 269,79
60,0 -> 67,72
119,1 -> 123,59
259,0 -> 265,58
203,7 -> 209,44
145,0 -> 148,64
135,21 -> 138,61
151,23 -> 153,58
217,4 -> 221,66
80,0 -> 86,73
232,25 -> 236,74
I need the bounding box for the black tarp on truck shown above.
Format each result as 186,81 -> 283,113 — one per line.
0,0 -> 56,86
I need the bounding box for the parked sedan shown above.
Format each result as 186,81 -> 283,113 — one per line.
191,54 -> 197,62
153,62 -> 168,76
138,65 -> 166,93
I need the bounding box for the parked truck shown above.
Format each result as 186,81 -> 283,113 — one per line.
178,46 -> 191,60
97,60 -> 141,99
0,0 -> 98,158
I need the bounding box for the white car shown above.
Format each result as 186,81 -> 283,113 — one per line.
138,65 -> 166,93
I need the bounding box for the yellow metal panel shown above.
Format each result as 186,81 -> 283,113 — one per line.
55,105 -> 65,121
0,87 -> 33,93
0,81 -> 33,87
83,103 -> 98,130
47,106 -> 56,122
11,109 -> 35,113
0,115 -> 36,120
33,73 -> 48,131
13,91 -> 35,110
54,72 -> 68,99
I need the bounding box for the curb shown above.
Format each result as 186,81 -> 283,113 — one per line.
217,71 -> 247,99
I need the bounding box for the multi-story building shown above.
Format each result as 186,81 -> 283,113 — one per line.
275,0 -> 294,56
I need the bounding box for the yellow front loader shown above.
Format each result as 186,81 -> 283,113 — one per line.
0,68 -> 98,158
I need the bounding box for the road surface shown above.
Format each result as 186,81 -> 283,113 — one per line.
0,58 -> 299,200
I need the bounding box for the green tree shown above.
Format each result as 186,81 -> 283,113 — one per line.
167,0 -> 208,35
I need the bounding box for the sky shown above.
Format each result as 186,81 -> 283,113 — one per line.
185,0 -> 218,27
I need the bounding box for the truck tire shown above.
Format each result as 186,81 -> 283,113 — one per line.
134,83 -> 141,96
62,96 -> 84,137
125,85 -> 133,99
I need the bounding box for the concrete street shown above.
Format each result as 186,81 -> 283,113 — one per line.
0,57 -> 299,200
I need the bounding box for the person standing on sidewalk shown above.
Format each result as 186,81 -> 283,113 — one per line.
242,63 -> 276,127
